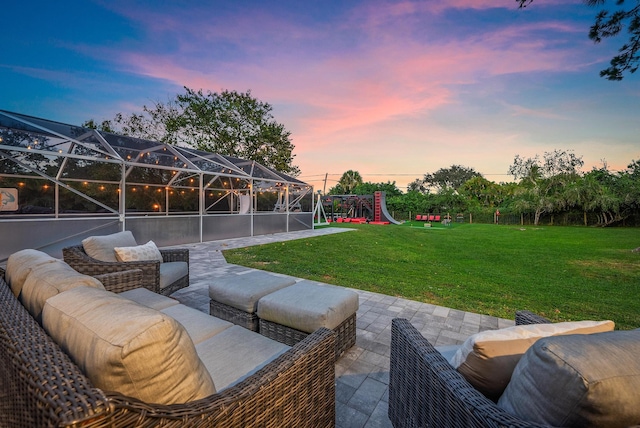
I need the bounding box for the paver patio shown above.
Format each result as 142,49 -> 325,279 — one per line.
170,227 -> 514,428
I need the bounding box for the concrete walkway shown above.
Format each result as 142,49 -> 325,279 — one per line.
170,227 -> 514,428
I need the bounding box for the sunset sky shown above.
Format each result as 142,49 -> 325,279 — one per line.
2,0 -> 638,191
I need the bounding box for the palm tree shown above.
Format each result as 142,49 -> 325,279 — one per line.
337,170 -> 363,194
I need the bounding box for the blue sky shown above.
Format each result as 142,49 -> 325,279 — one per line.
2,0 -> 638,191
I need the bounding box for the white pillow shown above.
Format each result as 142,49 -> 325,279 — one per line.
114,240 -> 163,262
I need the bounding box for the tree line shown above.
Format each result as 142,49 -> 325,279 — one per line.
328,150 -> 640,227
84,87 -> 299,176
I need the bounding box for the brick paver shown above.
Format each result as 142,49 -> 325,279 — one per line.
169,227 -> 514,427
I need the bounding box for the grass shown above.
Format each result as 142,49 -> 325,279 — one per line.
224,222 -> 640,329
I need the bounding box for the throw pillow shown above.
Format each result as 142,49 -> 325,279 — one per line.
42,286 -> 216,405
82,231 -> 138,262
498,330 -> 640,427
114,240 -> 163,263
449,320 -> 615,400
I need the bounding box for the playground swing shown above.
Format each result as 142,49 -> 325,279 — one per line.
313,192 -> 330,226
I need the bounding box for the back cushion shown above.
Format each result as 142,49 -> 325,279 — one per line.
5,249 -> 58,297
498,330 -> 640,427
42,286 -> 216,405
82,231 -> 138,262
20,259 -> 105,323
449,320 -> 615,400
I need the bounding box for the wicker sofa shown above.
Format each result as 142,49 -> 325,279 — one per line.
63,231 -> 190,296
0,251 -> 336,428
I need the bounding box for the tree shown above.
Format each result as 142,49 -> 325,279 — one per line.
421,165 -> 483,192
333,170 -> 363,194
508,149 -> 584,225
82,119 -> 115,133
407,178 -> 429,194
352,181 -> 403,197
432,188 -> 468,213
588,160 -> 640,225
89,87 -> 299,175
387,190 -> 432,217
460,176 -> 503,210
518,0 -> 640,80
571,167 -> 621,225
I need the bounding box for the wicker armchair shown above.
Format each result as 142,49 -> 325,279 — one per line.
389,312 -> 553,428
0,273 -> 336,428
63,245 -> 189,296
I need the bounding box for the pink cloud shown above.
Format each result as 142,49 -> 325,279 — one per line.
82,0 -> 624,190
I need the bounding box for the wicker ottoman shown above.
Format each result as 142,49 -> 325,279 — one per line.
209,271 -> 296,331
257,280 -> 359,359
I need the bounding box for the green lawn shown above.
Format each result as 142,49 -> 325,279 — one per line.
224,222 -> 640,329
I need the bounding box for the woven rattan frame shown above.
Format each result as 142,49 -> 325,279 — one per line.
94,269 -> 143,293
0,273 -> 337,427
63,245 -> 189,296
515,310 -> 553,326
260,313 -> 356,360
210,299 -> 260,331
389,313 -> 553,428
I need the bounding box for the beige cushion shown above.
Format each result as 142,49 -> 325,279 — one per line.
161,304 -> 233,345
5,249 -> 58,297
114,240 -> 163,263
20,259 -> 105,323
257,281 -> 359,333
159,262 -> 188,290
119,287 -> 180,310
498,330 -> 640,427
208,271 -> 296,313
449,320 -> 615,400
42,286 -> 216,405
196,325 -> 290,391
82,231 -> 137,262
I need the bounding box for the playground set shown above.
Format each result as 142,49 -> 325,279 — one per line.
313,191 -> 400,226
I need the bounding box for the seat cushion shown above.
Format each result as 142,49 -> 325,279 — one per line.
208,271 -> 296,313
435,344 -> 461,362
498,330 -> 640,427
161,304 -> 233,344
257,280 -> 359,333
5,249 -> 58,297
159,261 -> 189,290
20,259 -> 105,323
449,320 -> 615,400
42,286 -> 216,405
82,231 -> 138,262
119,287 -> 180,310
114,240 -> 163,262
196,325 -> 290,391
